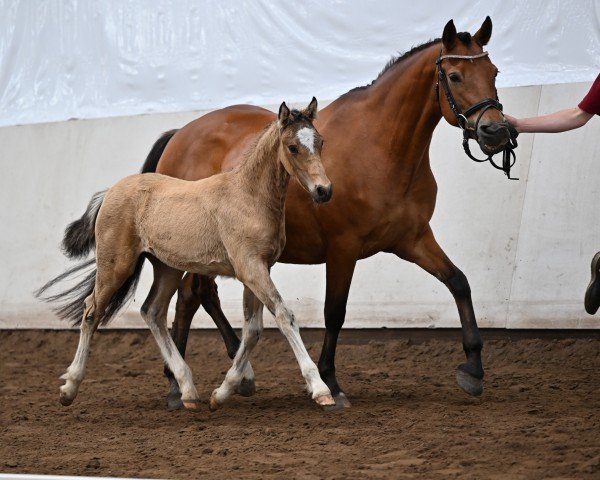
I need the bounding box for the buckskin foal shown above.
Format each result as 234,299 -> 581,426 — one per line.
37,99 -> 336,410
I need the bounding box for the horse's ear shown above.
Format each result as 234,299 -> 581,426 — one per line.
442,19 -> 457,49
278,102 -> 290,125
304,97 -> 318,120
473,16 -> 492,46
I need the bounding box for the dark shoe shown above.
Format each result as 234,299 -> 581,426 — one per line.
584,251 -> 600,315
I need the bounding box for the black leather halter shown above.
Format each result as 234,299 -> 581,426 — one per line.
436,50 -> 519,180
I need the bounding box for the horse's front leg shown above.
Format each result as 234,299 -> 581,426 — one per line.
317,246 -> 358,409
397,227 -> 484,396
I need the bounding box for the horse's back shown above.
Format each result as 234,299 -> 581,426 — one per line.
157,105 -> 275,180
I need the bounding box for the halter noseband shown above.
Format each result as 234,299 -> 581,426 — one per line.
436,50 -> 519,180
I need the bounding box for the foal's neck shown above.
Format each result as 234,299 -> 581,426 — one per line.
237,122 -> 289,215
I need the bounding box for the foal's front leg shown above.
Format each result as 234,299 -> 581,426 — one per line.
212,264 -> 334,409
210,285 -> 263,410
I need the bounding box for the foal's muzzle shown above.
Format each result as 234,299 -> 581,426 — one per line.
476,122 -> 510,155
312,184 -> 333,204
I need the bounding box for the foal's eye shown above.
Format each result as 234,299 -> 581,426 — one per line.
288,145 -> 299,155
449,73 -> 461,83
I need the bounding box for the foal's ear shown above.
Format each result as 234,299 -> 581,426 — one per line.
442,19 -> 457,49
278,101 -> 290,125
473,16 -> 492,46
304,97 -> 318,120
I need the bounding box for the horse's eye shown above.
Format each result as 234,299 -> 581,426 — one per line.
449,73 -> 461,83
288,145 -> 299,155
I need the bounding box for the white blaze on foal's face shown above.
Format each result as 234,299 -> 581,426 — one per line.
296,127 -> 316,155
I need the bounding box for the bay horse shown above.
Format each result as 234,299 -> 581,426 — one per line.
37,99 -> 337,410
148,18 -> 511,409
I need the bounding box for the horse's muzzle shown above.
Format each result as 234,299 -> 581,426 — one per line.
476,122 -> 510,155
312,184 -> 333,204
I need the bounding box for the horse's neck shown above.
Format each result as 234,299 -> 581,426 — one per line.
365,43 -> 443,166
236,124 -> 289,216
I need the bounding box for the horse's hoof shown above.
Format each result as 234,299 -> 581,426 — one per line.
59,391 -> 74,406
456,369 -> 483,397
235,377 -> 256,397
208,391 -> 222,412
166,392 -> 184,411
315,394 -> 336,407
182,399 -> 202,411
322,392 -> 352,412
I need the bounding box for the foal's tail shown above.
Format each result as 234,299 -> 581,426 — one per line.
62,190 -> 106,259
38,188 -> 145,326
140,129 -> 178,174
35,256 -> 145,327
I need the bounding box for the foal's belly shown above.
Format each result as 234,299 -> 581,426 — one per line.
146,245 -> 236,278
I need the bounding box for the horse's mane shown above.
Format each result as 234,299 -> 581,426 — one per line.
347,32 -> 472,93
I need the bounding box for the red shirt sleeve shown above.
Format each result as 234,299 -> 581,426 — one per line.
579,74 -> 600,115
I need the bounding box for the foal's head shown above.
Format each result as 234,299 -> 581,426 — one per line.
277,98 -> 332,204
438,17 -> 510,155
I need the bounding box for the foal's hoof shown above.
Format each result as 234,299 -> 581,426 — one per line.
166,392 -> 184,411
59,394 -> 74,407
323,392 -> 352,412
182,399 -> 202,411
315,394 -> 336,407
456,369 -> 483,397
59,391 -> 74,407
235,377 -> 256,397
209,391 -> 222,412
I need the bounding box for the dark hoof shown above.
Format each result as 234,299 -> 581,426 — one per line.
456,369 -> 483,397
235,377 -> 256,397
323,392 -> 352,412
166,392 -> 184,411
59,393 -> 74,407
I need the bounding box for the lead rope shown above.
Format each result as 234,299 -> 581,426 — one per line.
461,106 -> 520,180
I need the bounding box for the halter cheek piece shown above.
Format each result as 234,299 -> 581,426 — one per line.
436,50 -> 519,180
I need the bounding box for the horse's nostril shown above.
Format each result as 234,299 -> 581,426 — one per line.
315,185 -> 332,203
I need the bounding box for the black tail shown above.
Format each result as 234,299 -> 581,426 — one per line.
35,256 -> 145,326
141,129 -> 178,173
62,190 -> 106,259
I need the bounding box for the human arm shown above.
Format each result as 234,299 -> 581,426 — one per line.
505,108 -> 593,134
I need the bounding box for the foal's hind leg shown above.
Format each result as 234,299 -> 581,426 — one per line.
397,227 -> 484,396
60,260 -> 138,406
142,262 -> 200,410
210,285 -> 263,410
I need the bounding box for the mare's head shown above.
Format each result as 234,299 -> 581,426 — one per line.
277,97 -> 332,203
438,17 -> 510,155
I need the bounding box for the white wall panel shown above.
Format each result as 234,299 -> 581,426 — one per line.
1,84 -> 598,329
0,0 -> 598,127
508,83 -> 600,328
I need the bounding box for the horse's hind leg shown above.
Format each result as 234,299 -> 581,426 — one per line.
60,258 -> 139,406
142,262 -> 200,410
397,227 -> 484,396
210,285 -> 263,410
